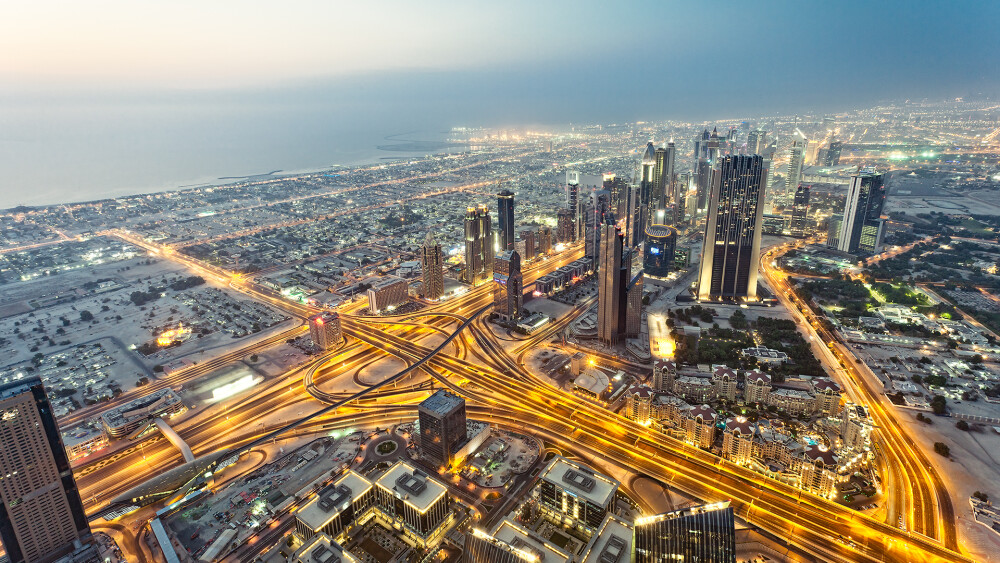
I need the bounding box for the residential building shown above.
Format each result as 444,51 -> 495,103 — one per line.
464,205 -> 494,285
722,418 -> 756,466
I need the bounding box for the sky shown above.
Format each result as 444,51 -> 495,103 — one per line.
2,0 -> 998,122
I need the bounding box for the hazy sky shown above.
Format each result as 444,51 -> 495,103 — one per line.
2,0 -> 999,120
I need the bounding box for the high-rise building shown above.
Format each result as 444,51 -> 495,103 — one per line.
309,312 -> 343,350
694,159 -> 712,213
633,502 -> 736,563
653,143 -> 676,211
463,205 -> 494,285
643,224 -> 677,278
790,185 -> 811,238
567,171 -> 584,241
621,183 -> 643,248
673,172 -> 690,223
538,226 -> 553,256
784,134 -> 806,206
587,190 -> 612,266
497,189 -> 515,252
697,155 -> 766,301
598,222 -> 631,346
493,250 -> 523,321
746,129 -> 766,155
418,390 -> 467,468
837,171 -> 887,255
420,231 -> 444,300
827,213 -> 843,250
557,208 -> 575,243
626,272 -> 643,337
367,276 -> 408,313
825,141 -> 843,166
534,456 -> 619,535
0,378 -> 92,563
639,142 -> 656,220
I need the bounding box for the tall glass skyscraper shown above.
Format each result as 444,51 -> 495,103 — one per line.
837,171 -> 886,255
497,189 -> 515,252
697,155 -> 767,301
633,502 -> 736,563
0,378 -> 92,563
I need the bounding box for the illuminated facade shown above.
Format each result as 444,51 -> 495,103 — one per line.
790,184 -> 811,237
420,231 -> 444,300
0,378 -> 92,563
837,171 -> 886,255
534,456 -> 619,535
367,275 -> 408,313
309,311 -> 343,350
597,222 -> 629,346
633,502 -> 736,563
493,250 -> 523,321
374,462 -> 451,547
498,189 -> 515,252
696,155 -> 766,301
642,224 -> 676,278
295,470 -> 375,541
464,205 -> 494,285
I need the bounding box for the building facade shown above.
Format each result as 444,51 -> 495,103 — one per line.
643,224 -> 676,279
0,378 -> 92,563
633,502 -> 736,563
696,155 -> 766,301
418,390 -> 468,468
493,250 -> 523,321
309,312 -> 343,350
421,231 -> 444,300
837,171 -> 887,255
367,276 -> 408,313
464,205 -> 495,285
790,185 -> 811,237
497,189 -> 515,252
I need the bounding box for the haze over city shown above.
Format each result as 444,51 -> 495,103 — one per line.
1,3 -> 1000,563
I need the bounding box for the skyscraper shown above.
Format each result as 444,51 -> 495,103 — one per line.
309,312 -> 343,350
746,129 -> 766,155
633,502 -> 736,563
0,378 -> 92,563
825,141 -> 843,166
418,390 -> 467,468
790,185 -> 811,238
463,205 -> 494,285
538,226 -> 552,256
557,208 -> 574,243
421,231 -> 444,300
493,250 -> 523,321
837,171 -> 887,255
587,189 -> 612,266
638,142 -> 656,238
497,189 -> 515,252
626,272 -> 643,338
598,222 -> 632,346
653,143 -> 677,211
697,155 -> 767,301
567,170 -> 583,241
643,224 -> 677,278
827,213 -> 843,250
621,183 -> 643,248
783,133 -> 806,206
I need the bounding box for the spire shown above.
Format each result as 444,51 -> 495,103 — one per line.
641,142 -> 656,165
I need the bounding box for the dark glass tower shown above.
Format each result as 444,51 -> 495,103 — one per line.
417,390 -> 467,468
633,502 -> 736,563
837,171 -> 886,255
790,185 -> 811,238
697,155 -> 766,301
643,224 -> 677,278
493,250 -> 523,321
497,189 -> 515,252
0,378 -> 91,563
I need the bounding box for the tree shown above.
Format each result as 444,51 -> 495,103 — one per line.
933,442 -> 950,457
973,491 -> 989,503
729,309 -> 747,330
249,354 -> 259,363
79,310 -> 94,322
930,395 -> 947,415
956,420 -> 970,431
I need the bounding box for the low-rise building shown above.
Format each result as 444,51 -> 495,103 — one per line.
367,275 -> 409,313
534,456 -> 619,536
374,462 -> 451,548
100,388 -> 186,438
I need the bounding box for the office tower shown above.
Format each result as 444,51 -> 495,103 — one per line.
827,213 -> 843,249
633,502 -> 736,563
374,462 -> 450,547
493,250 -> 523,321
604,173 -> 626,211
598,222 -> 631,346
0,378 -> 91,563
497,189 -> 515,252
784,134 -> 806,206
825,140 -> 843,165
418,390 -> 467,467
567,170 -> 581,210
692,128 -> 710,166
706,127 -> 721,162
697,155 -> 766,301
309,312 -> 343,350
626,272 -> 643,337
539,226 -> 552,256
643,224 -> 677,278
535,456 -> 619,534
747,129 -> 766,155
587,189 -> 612,265
557,208 -> 574,243
674,172 -> 690,222
638,142 -> 656,237
367,276 -> 408,313
621,183 -> 643,248
790,185 -> 811,237
420,231 -> 444,300
837,171 -> 887,255
463,205 -> 494,285
653,143 -> 677,211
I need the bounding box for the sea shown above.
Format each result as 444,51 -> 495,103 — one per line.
0,94 -> 472,210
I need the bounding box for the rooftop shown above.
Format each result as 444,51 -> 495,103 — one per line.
418,389 -> 465,417
539,456 -> 618,508
492,519 -> 571,563
296,470 -> 373,532
581,515 -> 633,563
375,461 -> 447,512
